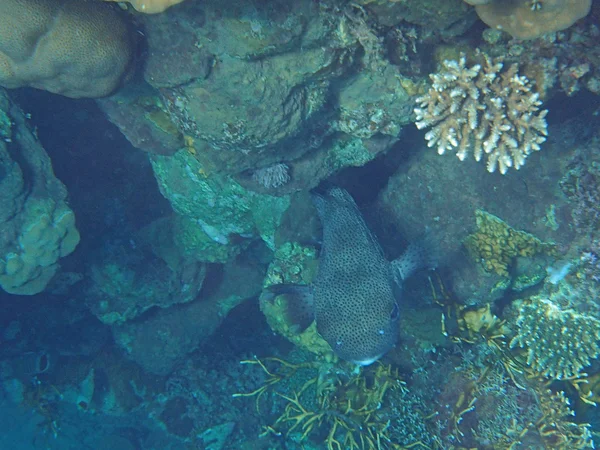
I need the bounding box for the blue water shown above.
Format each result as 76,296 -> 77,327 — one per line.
2,1 -> 600,449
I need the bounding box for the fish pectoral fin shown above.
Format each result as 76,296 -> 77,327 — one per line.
263,284 -> 315,332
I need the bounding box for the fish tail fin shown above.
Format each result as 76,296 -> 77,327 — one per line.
392,237 -> 438,282
262,284 -> 315,332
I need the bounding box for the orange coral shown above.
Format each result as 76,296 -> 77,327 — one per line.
103,0 -> 186,14
465,0 -> 592,39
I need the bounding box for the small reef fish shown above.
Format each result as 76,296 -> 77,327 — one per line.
265,187 -> 433,365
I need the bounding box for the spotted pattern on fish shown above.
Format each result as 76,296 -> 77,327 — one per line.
312,188 -> 401,365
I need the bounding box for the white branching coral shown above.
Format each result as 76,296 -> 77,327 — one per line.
414,54 -> 548,174
510,297 -> 600,379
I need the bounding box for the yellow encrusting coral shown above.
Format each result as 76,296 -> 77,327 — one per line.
415,53 -> 548,174
464,210 -> 555,277
510,297 -> 600,380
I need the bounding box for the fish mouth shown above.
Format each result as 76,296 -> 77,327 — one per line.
352,353 -> 384,366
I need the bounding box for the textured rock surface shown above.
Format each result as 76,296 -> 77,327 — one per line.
97,89 -> 183,156
356,0 -> 475,33
0,89 -> 80,295
85,217 -> 206,325
138,0 -> 351,175
150,150 -> 290,260
376,127 -> 576,304
98,0 -> 415,193
112,258 -> 264,375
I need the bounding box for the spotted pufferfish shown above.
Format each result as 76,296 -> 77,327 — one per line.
265,187 -> 434,366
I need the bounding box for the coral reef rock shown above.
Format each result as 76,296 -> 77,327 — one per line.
0,90 -> 80,295
112,258 -> 264,375
86,218 -> 207,325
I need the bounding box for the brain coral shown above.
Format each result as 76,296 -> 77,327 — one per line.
0,0 -> 136,98
465,0 -> 592,39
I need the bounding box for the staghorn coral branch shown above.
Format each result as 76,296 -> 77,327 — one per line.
415,53 -> 548,174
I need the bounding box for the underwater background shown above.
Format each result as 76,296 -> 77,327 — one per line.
1,0 -> 600,449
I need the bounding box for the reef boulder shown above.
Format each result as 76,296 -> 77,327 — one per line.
0,89 -> 80,295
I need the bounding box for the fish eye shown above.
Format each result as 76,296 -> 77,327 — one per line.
390,302 -> 399,321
